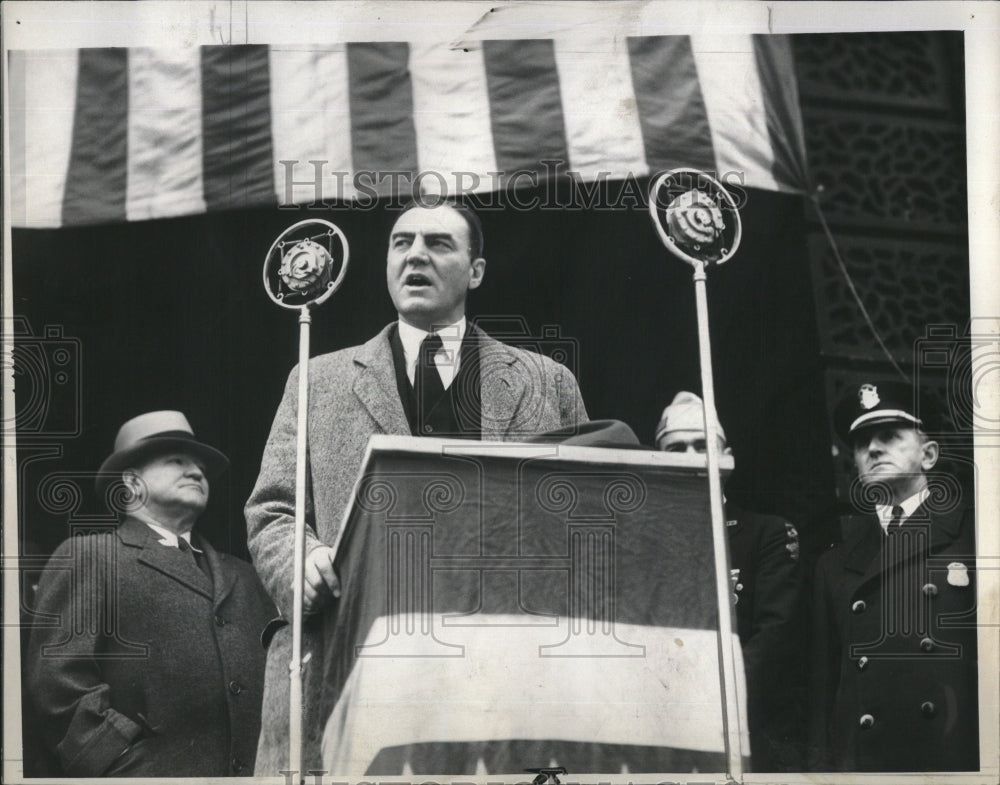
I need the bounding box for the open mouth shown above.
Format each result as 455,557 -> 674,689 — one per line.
404,272 -> 432,287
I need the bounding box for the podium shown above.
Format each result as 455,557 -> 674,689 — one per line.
316,435 -> 747,776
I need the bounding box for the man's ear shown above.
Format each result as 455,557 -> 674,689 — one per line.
468,257 -> 486,290
921,438 -> 940,471
122,469 -> 143,499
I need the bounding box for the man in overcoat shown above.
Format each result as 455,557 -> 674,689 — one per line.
27,411 -> 276,777
808,381 -> 978,771
655,391 -> 804,771
246,199 -> 589,773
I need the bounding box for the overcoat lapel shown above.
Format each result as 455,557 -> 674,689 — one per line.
119,517 -> 213,599
351,325 -> 411,436
198,536 -> 237,609
844,502 -> 964,587
841,515 -> 882,577
477,329 -> 526,440
925,503 -> 964,550
352,323 -> 528,441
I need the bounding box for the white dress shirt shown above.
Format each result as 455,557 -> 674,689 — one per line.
875,487 -> 930,532
397,316 -> 466,390
140,519 -> 202,552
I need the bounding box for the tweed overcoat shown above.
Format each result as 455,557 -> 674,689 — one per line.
27,516 -> 276,777
807,501 -> 978,771
245,323 -> 589,773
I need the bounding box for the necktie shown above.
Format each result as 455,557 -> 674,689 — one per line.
887,505 -> 904,532
178,536 -> 211,581
415,333 -> 445,432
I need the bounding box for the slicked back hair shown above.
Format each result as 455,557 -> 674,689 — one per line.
395,197 -> 484,258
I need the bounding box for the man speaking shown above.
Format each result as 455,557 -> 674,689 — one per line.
246,199 -> 589,772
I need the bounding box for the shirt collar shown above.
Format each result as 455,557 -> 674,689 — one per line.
397,316 -> 466,381
876,487 -> 929,530
138,519 -> 201,552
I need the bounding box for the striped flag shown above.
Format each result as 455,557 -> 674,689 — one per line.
8,36 -> 806,228
320,441 -> 748,775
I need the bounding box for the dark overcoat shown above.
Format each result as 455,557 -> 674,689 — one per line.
245,323 -> 589,773
726,504 -> 804,770
807,501 -> 978,771
27,517 -> 276,777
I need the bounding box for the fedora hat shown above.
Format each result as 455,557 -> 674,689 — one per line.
96,411 -> 229,496
525,419 -> 646,449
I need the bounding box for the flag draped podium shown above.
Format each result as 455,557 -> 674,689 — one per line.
315,436 -> 747,775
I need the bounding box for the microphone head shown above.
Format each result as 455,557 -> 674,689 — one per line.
263,219 -> 349,309
648,169 -> 742,267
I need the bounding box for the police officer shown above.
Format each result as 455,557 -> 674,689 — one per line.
808,381 -> 978,771
657,392 -> 804,771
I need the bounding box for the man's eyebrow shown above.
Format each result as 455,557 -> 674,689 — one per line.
390,229 -> 456,242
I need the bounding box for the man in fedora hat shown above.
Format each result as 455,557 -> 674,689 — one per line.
655,391 -> 804,771
246,198 -> 588,772
27,411 -> 276,777
808,381 -> 977,771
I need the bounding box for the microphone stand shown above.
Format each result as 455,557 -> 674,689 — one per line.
648,171 -> 744,782
263,221 -> 349,783
692,257 -> 744,783
289,304 -> 311,782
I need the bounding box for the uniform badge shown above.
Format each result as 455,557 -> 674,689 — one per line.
947,562 -> 970,587
858,383 -> 880,410
784,522 -> 800,561
729,568 -> 742,604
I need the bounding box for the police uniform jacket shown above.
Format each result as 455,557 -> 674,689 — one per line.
28,517 -> 276,777
808,501 -> 978,771
726,504 -> 803,770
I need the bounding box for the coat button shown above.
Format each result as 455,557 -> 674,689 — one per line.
921,701 -> 936,718
922,583 -> 938,597
231,756 -> 245,773
857,656 -> 869,671
215,614 -> 226,627
851,600 -> 866,614
920,637 -> 935,652
859,713 -> 875,729
229,680 -> 244,695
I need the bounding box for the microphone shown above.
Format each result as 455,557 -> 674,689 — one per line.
646,169 -> 746,774
263,219 -> 350,310
648,168 -> 742,267
261,218 -> 349,782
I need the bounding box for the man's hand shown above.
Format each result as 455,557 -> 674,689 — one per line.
302,545 -> 341,614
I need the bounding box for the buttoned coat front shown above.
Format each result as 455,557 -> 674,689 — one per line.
246,323 -> 589,773
27,516 -> 276,777
808,501 -> 978,771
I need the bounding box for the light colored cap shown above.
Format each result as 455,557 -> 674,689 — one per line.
655,391 -> 727,446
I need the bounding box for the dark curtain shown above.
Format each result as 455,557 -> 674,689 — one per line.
12,182 -> 835,561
